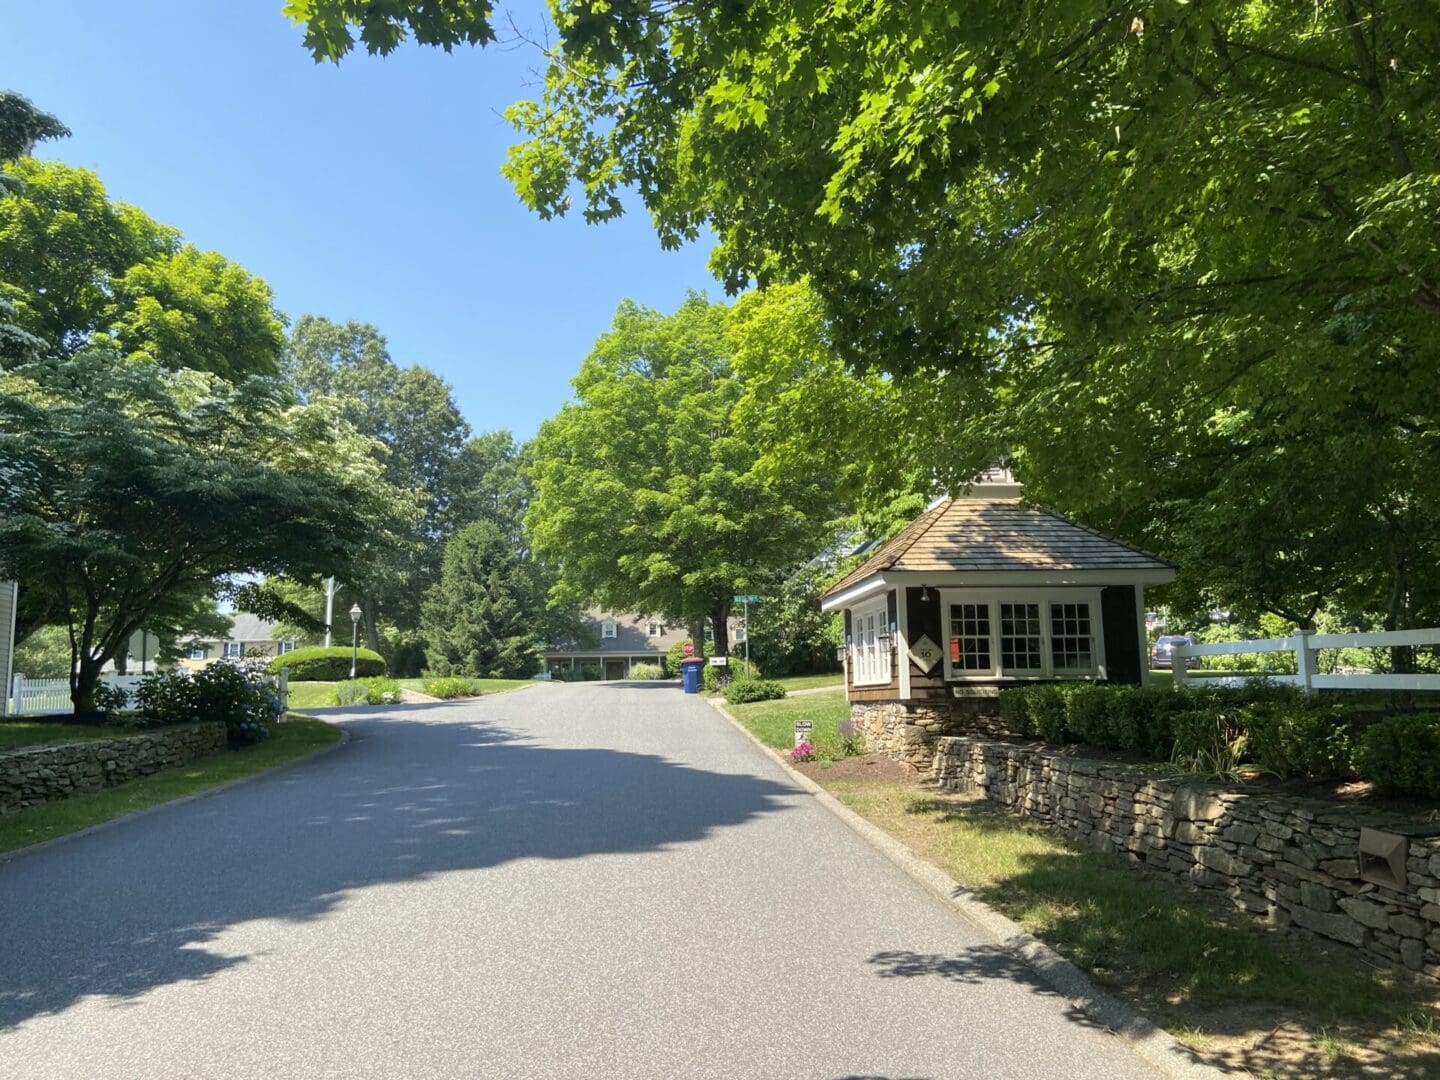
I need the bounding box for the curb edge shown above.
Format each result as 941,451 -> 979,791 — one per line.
706,696 -> 1221,1080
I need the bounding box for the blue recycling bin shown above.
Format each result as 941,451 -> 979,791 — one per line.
680,657 -> 705,694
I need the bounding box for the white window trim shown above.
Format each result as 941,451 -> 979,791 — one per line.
646,621 -> 662,638
223,642 -> 243,659
601,620 -> 617,639
188,645 -> 206,661
939,588 -> 1106,682
850,596 -> 893,687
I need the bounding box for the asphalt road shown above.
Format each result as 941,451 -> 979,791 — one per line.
0,683 -> 1162,1079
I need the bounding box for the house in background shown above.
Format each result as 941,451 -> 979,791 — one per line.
179,613 -> 297,671
543,609 -> 745,680
0,582 -> 16,716
820,476 -> 1175,767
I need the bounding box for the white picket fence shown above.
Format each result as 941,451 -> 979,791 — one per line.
1173,627 -> 1440,694
8,670 -> 288,715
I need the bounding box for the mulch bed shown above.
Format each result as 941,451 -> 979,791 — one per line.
788,751 -> 917,784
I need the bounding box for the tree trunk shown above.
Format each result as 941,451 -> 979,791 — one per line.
710,598 -> 731,659
688,618 -> 706,659
114,649 -> 128,675
71,656 -> 105,714
362,597 -> 381,653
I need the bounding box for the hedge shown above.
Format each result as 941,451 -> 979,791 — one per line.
1356,716 -> 1440,798
723,678 -> 786,705
996,681 -> 1365,781
269,645 -> 386,681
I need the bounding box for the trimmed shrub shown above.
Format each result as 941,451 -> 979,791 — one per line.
628,662 -> 665,680
723,678 -> 786,705
337,677 -> 403,706
1027,685 -> 1069,743
666,640 -> 696,673
578,664 -> 603,682
1063,684 -> 1114,746
997,685 -> 1035,736
1357,716 -> 1440,798
1247,701 -> 1356,780
270,645 -> 386,681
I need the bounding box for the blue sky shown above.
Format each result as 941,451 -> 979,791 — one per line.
0,2 -> 718,439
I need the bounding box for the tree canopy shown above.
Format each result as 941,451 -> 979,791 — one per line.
421,518 -> 544,678
528,293 -> 842,653
0,350 -> 414,710
0,158 -> 284,376
287,314 -> 471,641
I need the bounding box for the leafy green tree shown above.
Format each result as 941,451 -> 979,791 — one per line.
447,429 -> 531,542
745,559 -> 843,677
295,2 -> 1440,649
0,158 -> 283,375
0,90 -> 68,196
288,314 -> 470,642
528,293 -> 841,654
0,350 -> 414,712
421,519 -> 542,678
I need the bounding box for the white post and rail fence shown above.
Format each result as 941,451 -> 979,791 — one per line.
9,670 -> 289,716
1172,627 -> 1440,694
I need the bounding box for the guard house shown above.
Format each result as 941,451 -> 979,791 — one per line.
819,478 -> 1175,768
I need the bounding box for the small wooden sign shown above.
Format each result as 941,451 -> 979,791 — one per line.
908,634 -> 943,674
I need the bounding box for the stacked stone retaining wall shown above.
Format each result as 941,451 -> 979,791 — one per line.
934,736 -> 1440,979
0,722 -> 227,814
851,692 -> 1011,770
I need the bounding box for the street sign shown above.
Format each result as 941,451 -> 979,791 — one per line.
793,719 -> 813,748
708,655 -> 728,666
732,594 -> 761,604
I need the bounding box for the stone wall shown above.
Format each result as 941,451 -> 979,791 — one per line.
934,736 -> 1440,978
852,690 -> 1011,770
0,722 -> 227,814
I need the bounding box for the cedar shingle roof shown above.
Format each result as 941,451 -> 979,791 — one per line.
823,499 -> 1174,599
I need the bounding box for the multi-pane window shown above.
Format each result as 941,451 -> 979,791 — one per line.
188,645 -> 206,661
276,640 -> 298,655
601,620 -> 617,639
949,603 -> 992,671
999,603 -> 1043,672
938,592 -> 1101,679
1050,602 -> 1094,671
223,642 -> 243,659
646,621 -> 662,637
851,599 -> 892,685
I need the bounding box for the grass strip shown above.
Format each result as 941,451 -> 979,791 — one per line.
0,721 -> 120,753
729,690 -> 849,752
0,715 -> 341,856
771,673 -> 846,692
823,779 -> 1440,1078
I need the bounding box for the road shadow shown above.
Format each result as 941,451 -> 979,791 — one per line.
0,706 -> 794,1029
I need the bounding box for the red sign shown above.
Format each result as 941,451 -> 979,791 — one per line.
683,641 -> 694,656
950,638 -> 961,663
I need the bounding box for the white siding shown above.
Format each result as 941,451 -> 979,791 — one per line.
0,582 -> 16,716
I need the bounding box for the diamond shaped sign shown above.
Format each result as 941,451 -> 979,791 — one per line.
908,634 -> 943,674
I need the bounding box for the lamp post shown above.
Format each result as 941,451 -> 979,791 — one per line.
349,603 -> 362,679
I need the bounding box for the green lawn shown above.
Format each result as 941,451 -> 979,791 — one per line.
825,780 -> 1440,1077
0,721 -> 120,753
0,715 -> 341,856
286,681 -> 342,708
728,689 -> 849,751
772,672 -> 845,691
286,677 -> 534,708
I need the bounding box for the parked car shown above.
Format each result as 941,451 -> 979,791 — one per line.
1151,634 -> 1200,670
